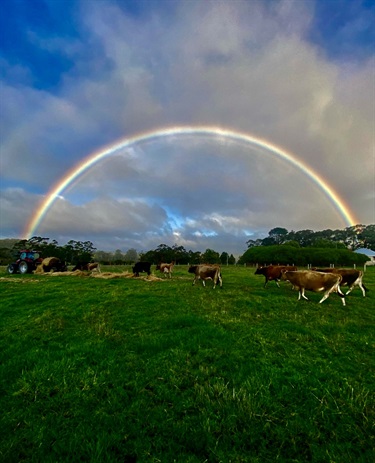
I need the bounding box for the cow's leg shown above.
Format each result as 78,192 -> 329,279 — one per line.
202,279 -> 206,287
319,291 -> 330,304
300,288 -> 309,301
346,279 -> 366,297
275,279 -> 280,288
218,273 -> 223,288
358,282 -> 367,297
334,285 -> 346,305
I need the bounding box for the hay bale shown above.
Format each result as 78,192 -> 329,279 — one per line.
142,274 -> 164,282
34,264 -> 45,274
91,271 -> 133,279
34,257 -> 67,273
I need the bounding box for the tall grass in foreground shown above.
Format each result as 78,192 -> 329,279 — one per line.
0,266 -> 374,462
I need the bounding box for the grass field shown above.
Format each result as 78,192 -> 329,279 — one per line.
1,265 -> 374,462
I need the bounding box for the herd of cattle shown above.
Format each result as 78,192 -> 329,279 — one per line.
254,264 -> 366,306
33,257 -> 367,306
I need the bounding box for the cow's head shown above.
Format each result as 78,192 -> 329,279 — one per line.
255,266 -> 266,275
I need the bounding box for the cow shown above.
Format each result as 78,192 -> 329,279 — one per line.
312,268 -> 367,297
188,264 -> 222,289
72,262 -> 101,272
281,270 -> 346,306
255,265 -> 298,288
156,261 -> 175,278
132,262 -> 152,277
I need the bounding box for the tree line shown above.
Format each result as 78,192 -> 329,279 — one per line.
238,245 -> 369,267
0,237 -> 236,266
246,225 -> 375,250
0,224 -> 373,267
239,225 -> 374,267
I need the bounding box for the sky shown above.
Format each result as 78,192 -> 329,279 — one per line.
0,0 -> 374,256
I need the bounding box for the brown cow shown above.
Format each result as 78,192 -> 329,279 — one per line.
188,264 -> 222,289
156,261 -> 175,278
312,268 -> 367,297
255,265 -> 297,288
281,270 -> 346,306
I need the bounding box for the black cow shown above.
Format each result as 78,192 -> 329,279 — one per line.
132,262 -> 152,277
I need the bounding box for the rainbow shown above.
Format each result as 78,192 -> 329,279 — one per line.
24,125 -> 358,238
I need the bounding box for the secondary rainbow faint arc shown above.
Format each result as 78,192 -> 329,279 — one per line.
24,125 -> 357,238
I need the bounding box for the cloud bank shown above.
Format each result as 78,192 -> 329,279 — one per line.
1,0 -> 374,255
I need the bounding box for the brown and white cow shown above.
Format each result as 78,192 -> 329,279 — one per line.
281,270 -> 346,306
188,264 -> 222,289
312,268 -> 367,297
255,265 -> 297,288
156,261 -> 175,278
72,262 -> 101,272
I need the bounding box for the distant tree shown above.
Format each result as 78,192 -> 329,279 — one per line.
283,240 -> 300,248
124,248 -> 138,263
220,252 -> 229,265
113,249 -> 124,264
63,240 -> 96,264
172,244 -> 189,264
310,238 -> 336,248
188,250 -> 202,264
0,247 -> 13,264
201,249 -> 220,264
94,250 -> 114,264
358,224 -> 375,249
268,227 -> 288,245
139,250 -> 156,263
154,244 -> 173,262
292,229 -> 315,247
246,238 -> 263,248
228,254 -> 236,265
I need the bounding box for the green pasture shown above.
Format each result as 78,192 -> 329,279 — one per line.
1,265 -> 374,462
